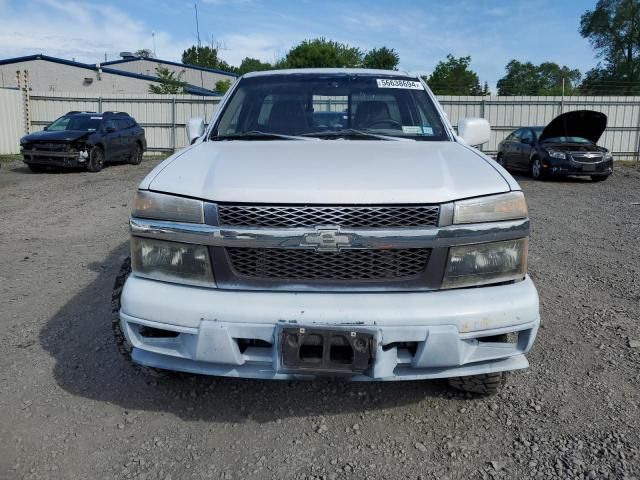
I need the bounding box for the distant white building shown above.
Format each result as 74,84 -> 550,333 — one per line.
102,53 -> 237,93
0,54 -> 234,95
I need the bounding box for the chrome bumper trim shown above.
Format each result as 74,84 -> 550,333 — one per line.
130,216 -> 529,250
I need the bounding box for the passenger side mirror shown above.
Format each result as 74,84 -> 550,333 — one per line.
43,126 -> 49,131
186,117 -> 205,145
457,118 -> 490,146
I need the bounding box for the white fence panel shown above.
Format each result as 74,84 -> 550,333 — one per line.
0,89 -> 23,154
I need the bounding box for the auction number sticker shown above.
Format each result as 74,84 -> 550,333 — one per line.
376,79 -> 423,89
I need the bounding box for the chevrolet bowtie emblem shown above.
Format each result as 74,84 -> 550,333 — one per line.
301,228 -> 351,251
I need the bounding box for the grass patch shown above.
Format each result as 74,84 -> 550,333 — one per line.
0,154 -> 21,163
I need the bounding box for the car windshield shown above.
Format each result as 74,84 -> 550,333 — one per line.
211,73 -> 449,141
47,115 -> 102,132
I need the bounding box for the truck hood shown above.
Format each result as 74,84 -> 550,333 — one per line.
539,110 -> 607,143
147,140 -> 512,204
21,130 -> 90,143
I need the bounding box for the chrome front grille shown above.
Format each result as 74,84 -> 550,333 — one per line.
570,152 -> 602,163
225,247 -> 431,281
217,205 -> 440,228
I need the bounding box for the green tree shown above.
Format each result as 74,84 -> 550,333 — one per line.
149,66 -> 187,94
182,45 -> 218,68
362,47 -> 400,70
426,55 -> 483,95
496,60 -> 581,95
282,38 -> 363,68
236,57 -> 272,75
215,79 -> 232,93
580,0 -> 640,94
134,48 -> 153,59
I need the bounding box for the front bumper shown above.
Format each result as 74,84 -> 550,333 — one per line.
22,149 -> 88,168
119,274 -> 540,381
544,158 -> 613,177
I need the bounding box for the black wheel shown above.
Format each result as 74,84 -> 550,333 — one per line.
448,373 -> 505,395
87,146 -> 105,172
496,154 -> 505,167
591,175 -> 608,182
111,258 -> 170,377
27,164 -> 46,173
128,143 -> 143,165
530,157 -> 545,180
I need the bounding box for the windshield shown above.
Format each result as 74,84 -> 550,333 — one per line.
47,115 -> 102,132
211,74 -> 449,141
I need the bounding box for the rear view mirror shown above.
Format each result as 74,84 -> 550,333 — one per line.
457,118 -> 490,146
186,117 -> 205,145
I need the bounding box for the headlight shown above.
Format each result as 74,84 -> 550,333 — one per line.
132,190 -> 204,223
605,152 -> 613,161
131,237 -> 214,287
442,238 -> 527,289
453,192 -> 528,224
548,150 -> 566,159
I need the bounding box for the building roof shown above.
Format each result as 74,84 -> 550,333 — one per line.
102,56 -> 238,77
0,54 -> 221,96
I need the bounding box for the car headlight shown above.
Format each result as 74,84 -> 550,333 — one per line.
605,151 -> 613,161
548,150 -> 566,159
132,190 -> 204,223
453,192 -> 528,224
131,236 -> 214,287
441,238 -> 528,289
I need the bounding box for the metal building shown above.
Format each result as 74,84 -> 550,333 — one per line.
102,53 -> 237,92
0,54 -> 224,95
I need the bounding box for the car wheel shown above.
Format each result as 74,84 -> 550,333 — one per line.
530,158 -> 544,180
111,258 -> 174,378
591,175 -> 608,182
87,146 -> 105,172
496,154 -> 505,167
27,164 -> 46,173
128,143 -> 143,165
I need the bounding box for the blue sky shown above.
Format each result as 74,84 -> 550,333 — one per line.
0,0 -> 599,89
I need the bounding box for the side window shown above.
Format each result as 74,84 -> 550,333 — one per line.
115,119 -> 129,130
521,129 -> 533,143
103,119 -> 117,131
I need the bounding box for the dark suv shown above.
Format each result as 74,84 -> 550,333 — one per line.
20,111 -> 146,172
496,110 -> 613,182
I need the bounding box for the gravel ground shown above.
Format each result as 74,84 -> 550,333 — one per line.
1,158 -> 639,480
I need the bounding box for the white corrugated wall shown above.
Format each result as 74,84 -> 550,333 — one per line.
0,89 -> 24,154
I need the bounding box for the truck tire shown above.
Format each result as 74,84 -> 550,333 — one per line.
111,257 -> 169,377
87,146 -> 105,172
448,373 -> 505,395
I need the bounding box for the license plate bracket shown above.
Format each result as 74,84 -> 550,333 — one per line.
280,327 -> 376,374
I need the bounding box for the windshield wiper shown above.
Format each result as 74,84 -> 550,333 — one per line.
301,129 -> 413,141
213,130 -> 317,141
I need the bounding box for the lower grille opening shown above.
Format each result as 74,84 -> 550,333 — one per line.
383,341 -> 418,356
236,338 -> 272,353
477,332 -> 519,344
329,336 -> 354,364
138,326 -> 180,338
299,334 -> 323,363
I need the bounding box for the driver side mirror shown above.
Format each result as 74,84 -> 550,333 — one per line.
186,117 -> 205,145
457,117 -> 490,146
521,137 -> 531,145
43,125 -> 48,131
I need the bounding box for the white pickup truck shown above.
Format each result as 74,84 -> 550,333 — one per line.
113,69 -> 540,394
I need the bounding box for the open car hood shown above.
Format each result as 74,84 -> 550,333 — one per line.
539,110 -> 607,143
